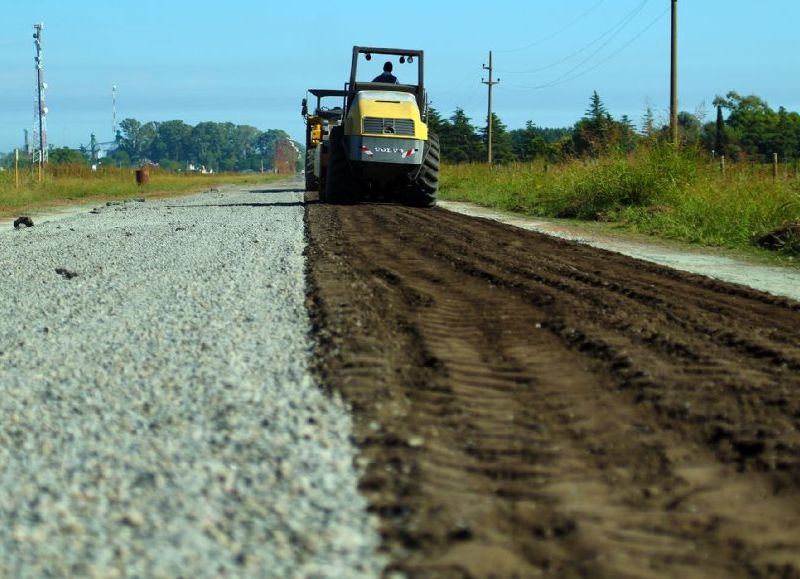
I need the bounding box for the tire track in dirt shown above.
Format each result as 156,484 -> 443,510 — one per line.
305,195 -> 800,578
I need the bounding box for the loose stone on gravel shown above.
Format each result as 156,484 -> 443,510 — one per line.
12,216 -> 34,229
0,181 -> 384,578
54,267 -> 78,280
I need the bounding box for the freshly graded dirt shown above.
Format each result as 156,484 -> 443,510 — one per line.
305,194 -> 800,578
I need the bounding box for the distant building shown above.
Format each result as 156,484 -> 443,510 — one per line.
187,163 -> 214,174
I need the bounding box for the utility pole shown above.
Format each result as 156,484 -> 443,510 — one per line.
482,51 -> 500,165
33,22 -> 48,178
670,0 -> 679,146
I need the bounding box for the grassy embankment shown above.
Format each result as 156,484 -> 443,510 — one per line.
0,164 -> 285,218
439,147 -> 800,260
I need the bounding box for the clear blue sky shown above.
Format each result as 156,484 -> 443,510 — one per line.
1,0 -> 798,153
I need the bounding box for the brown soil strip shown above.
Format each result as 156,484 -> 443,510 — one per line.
305,194 -> 800,578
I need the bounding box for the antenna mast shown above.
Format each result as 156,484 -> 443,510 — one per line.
33,23 -> 48,169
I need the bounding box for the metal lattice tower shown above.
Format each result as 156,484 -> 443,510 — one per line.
33,23 -> 48,166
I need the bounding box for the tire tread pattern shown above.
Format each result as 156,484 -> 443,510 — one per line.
324,126 -> 356,204
405,132 -> 440,208
305,149 -> 319,191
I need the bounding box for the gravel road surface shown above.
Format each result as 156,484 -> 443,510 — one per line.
0,181 -> 384,577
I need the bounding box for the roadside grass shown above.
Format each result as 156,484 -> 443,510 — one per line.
0,164 -> 285,218
439,147 -> 800,260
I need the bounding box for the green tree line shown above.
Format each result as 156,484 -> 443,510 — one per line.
1,120 -> 299,172
427,89 -> 800,164
111,119 -> 297,171
709,91 -> 800,161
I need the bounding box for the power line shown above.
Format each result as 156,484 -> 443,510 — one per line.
461,82 -> 484,109
525,1 -> 649,87
433,66 -> 485,115
496,0 -> 606,53
434,68 -> 483,106
451,81 -> 482,111
436,2 -> 650,120
503,4 -> 667,92
500,0 -> 650,75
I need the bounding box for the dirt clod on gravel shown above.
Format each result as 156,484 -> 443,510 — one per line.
54,267 -> 78,280
305,193 -> 800,578
13,216 -> 34,229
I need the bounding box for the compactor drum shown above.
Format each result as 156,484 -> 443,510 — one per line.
301,89 -> 346,192
322,46 -> 440,207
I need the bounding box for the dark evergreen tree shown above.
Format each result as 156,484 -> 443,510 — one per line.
426,106 -> 452,161
479,112 -> 514,164
510,121 -> 539,161
572,91 -> 618,156
510,121 -> 572,161
586,91 -> 609,126
641,106 -> 657,139
619,115 -> 638,152
426,106 -> 448,136
442,108 -> 484,163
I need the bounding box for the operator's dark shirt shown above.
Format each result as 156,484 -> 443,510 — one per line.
372,72 -> 398,83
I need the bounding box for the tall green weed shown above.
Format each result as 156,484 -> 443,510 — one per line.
439,149 -> 800,257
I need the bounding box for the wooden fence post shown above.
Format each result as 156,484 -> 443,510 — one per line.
720,155 -> 726,176
773,152 -> 779,181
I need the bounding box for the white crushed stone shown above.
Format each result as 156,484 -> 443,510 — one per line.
0,181 -> 385,578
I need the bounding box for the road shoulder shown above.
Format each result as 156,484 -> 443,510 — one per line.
439,200 -> 800,302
